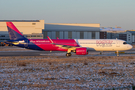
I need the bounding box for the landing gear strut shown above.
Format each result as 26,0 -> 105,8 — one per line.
66,53 -> 71,57
116,51 -> 119,56
100,51 -> 103,55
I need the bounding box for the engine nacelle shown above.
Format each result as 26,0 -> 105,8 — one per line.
76,48 -> 88,55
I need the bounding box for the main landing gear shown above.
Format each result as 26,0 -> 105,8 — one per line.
66,53 -> 72,57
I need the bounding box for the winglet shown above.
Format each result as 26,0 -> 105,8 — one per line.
47,36 -> 54,44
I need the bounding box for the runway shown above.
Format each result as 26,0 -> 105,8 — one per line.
1,50 -> 135,57
0,46 -> 135,57
0,51 -> 65,56
0,46 -> 64,56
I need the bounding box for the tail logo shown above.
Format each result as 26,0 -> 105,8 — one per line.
9,23 -> 11,26
6,22 -> 27,40
8,27 -> 17,40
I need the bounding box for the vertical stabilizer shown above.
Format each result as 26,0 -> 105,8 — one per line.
6,22 -> 27,40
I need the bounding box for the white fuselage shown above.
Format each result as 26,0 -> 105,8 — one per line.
75,39 -> 132,51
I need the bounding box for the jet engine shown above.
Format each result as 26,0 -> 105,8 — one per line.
76,48 -> 88,55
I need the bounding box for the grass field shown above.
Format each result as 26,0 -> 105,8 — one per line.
0,55 -> 135,89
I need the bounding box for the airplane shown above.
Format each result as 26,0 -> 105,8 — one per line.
6,22 -> 132,56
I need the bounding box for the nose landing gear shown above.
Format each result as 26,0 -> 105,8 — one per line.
116,51 -> 119,56
66,53 -> 71,57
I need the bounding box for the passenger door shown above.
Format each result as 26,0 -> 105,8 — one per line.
116,40 -> 120,47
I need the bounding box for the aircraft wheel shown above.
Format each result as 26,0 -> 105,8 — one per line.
66,53 -> 71,57
100,51 -> 103,55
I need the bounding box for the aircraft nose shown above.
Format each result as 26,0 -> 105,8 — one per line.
128,44 -> 133,50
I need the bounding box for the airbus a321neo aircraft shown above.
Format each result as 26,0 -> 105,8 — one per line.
6,22 -> 132,56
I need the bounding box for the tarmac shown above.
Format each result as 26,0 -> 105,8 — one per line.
0,46 -> 135,57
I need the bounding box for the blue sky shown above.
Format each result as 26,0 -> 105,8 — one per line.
0,0 -> 135,30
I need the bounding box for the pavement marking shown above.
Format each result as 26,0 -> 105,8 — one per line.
40,54 -> 52,55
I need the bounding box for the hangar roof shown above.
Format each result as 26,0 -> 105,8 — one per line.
0,20 -> 40,22
127,31 -> 135,34
100,27 -> 125,31
44,23 -> 100,31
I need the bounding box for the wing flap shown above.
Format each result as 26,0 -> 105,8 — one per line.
55,44 -> 79,51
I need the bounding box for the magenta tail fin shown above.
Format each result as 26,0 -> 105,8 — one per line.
6,22 -> 27,40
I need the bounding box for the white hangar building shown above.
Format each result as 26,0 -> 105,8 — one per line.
0,20 -> 100,42
43,23 -> 100,39
0,20 -> 44,42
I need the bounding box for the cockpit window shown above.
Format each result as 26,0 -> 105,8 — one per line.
123,42 -> 127,44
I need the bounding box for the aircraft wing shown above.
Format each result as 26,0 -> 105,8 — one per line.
47,36 -> 80,51
55,44 -> 79,50
47,36 -> 96,52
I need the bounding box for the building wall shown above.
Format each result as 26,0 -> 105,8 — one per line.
119,34 -> 127,41
126,32 -> 132,43
107,31 -> 135,44
0,20 -> 44,42
0,20 -> 44,34
43,31 -> 100,39
0,32 -> 10,42
100,32 -> 107,39
43,23 -> 100,39
60,31 -> 63,39
95,32 -> 99,39
45,23 -> 100,28
132,35 -> 135,43
24,33 -> 43,39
